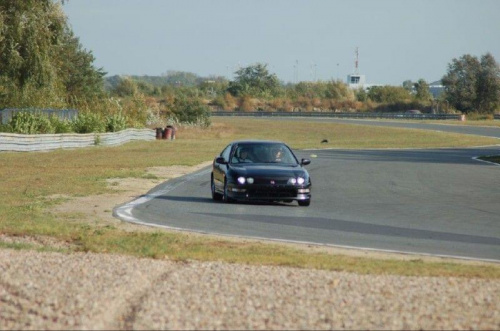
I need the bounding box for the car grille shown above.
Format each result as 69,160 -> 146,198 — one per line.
253,177 -> 289,185
247,186 -> 297,198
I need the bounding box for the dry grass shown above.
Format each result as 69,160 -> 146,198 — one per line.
213,118 -> 499,149
388,119 -> 500,127
1,117 -> 499,278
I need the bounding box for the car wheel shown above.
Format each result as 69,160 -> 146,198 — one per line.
211,175 -> 222,201
298,199 -> 310,207
223,179 -> 234,203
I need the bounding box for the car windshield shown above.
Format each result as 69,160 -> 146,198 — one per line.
230,143 -> 298,165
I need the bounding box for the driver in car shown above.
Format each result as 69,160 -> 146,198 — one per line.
234,148 -> 253,163
272,147 -> 283,162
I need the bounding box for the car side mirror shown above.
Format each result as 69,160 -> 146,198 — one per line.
215,157 -> 228,165
301,158 -> 311,166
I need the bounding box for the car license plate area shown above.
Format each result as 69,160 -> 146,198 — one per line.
248,186 -> 296,198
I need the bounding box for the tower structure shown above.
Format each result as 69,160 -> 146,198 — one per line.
354,47 -> 359,74
347,47 -> 366,89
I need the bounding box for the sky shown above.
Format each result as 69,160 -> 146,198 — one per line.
62,0 -> 500,85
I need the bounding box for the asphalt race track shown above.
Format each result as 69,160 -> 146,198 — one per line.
115,121 -> 500,262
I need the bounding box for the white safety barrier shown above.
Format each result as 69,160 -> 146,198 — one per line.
0,129 -> 155,152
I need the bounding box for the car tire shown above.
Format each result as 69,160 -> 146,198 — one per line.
211,174 -> 222,201
223,179 -> 234,203
298,199 -> 310,207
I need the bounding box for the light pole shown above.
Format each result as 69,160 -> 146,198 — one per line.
295,60 -> 299,83
336,63 -> 339,81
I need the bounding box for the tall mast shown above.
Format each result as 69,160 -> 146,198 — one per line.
354,47 -> 359,75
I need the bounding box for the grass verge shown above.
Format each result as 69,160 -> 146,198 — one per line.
478,155 -> 500,165
0,239 -> 70,254
1,117 -> 499,278
405,119 -> 500,127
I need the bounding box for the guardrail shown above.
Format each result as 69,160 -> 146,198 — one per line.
211,111 -> 463,120
0,128 -> 155,152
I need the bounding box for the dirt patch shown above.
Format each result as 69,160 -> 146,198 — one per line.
50,162 -> 212,232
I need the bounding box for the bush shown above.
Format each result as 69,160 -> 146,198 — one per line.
0,124 -> 12,133
3,108 -> 133,135
207,92 -> 237,111
169,96 -> 211,127
112,77 -> 139,97
74,95 -> 146,129
368,86 -> 412,103
105,112 -> 128,132
373,101 -> 431,113
9,111 -> 54,134
467,112 -> 494,120
237,95 -> 255,112
120,94 -> 148,128
210,95 -> 227,110
294,97 -> 313,112
223,93 -> 237,110
49,115 -> 73,134
320,99 -> 334,110
72,112 -> 105,133
268,98 -> 292,112
355,88 -> 368,102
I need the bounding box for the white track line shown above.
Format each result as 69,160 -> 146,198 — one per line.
113,169 -> 210,223
472,156 -> 500,166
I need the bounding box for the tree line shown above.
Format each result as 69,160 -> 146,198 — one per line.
0,0 -> 499,134
442,53 -> 500,114
108,57 -> 499,116
0,0 -> 105,109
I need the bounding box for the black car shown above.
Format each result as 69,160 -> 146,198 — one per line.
211,140 -> 311,206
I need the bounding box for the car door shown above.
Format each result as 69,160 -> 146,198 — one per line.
214,143 -> 232,190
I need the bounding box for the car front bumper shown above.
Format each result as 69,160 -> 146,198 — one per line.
227,183 -> 311,201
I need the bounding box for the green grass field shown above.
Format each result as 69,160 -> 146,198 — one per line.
1,117 -> 499,278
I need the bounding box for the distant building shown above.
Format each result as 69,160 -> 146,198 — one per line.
346,74 -> 382,91
429,80 -> 445,98
344,48 -> 383,90
346,48 -> 368,90
347,74 -> 366,89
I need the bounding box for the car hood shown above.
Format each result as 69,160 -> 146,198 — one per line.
229,164 -> 307,178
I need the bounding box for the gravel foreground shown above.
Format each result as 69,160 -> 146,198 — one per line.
0,249 -> 499,330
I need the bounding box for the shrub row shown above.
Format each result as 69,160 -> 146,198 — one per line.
207,96 -> 438,113
1,111 -> 129,134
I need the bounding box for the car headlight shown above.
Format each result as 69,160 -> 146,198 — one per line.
237,177 -> 246,184
297,177 -> 305,185
247,177 -> 254,184
288,178 -> 297,185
